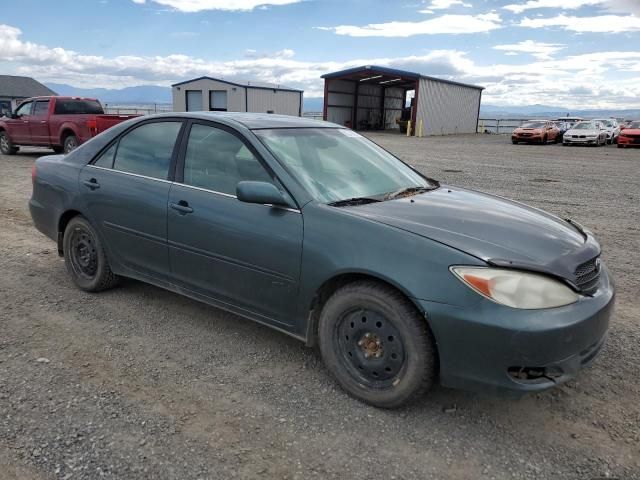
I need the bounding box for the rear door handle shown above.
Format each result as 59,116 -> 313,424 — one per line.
82,178 -> 100,189
169,201 -> 193,215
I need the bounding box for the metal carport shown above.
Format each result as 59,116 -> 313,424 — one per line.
321,65 -> 484,136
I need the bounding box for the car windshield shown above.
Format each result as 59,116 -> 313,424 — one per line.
595,120 -> 612,127
573,122 -> 596,130
254,128 -> 436,204
522,122 -> 545,128
628,121 -> 640,128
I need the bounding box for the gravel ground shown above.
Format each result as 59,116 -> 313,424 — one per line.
1,134 -> 639,480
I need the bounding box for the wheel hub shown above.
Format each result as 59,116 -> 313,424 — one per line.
337,309 -> 406,385
358,333 -> 383,358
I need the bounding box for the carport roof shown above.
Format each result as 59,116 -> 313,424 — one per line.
321,65 -> 484,91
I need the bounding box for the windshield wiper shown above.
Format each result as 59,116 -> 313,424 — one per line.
384,185 -> 434,200
327,197 -> 382,207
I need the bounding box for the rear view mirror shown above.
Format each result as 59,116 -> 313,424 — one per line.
236,181 -> 288,207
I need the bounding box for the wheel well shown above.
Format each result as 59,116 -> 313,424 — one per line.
60,129 -> 75,145
306,273 -> 428,348
57,210 -> 82,254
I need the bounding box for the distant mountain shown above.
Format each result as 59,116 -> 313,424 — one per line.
480,104 -> 640,119
45,83 -> 171,105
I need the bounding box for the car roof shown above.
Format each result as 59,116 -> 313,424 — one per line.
144,112 -> 343,130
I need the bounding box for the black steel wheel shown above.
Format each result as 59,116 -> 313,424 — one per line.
318,281 -> 437,408
63,134 -> 79,154
336,308 -> 406,387
63,216 -> 118,292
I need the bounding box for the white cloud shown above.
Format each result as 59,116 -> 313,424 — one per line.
493,40 -> 565,60
320,13 -> 502,37
1,23 -> 639,109
503,0 -> 602,14
131,0 -> 301,12
519,14 -> 640,32
423,0 -> 472,10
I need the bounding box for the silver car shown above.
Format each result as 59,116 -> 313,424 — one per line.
563,121 -> 608,146
592,118 -> 620,144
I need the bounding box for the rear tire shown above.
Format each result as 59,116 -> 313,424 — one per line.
52,146 -> 64,154
318,281 -> 437,409
63,216 -> 119,292
63,134 -> 79,154
512,140 -> 517,144
0,131 -> 18,155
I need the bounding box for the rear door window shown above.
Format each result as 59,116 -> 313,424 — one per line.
113,122 -> 182,180
33,101 -> 50,117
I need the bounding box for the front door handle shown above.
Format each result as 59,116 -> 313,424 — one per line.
82,178 -> 100,189
169,200 -> 193,215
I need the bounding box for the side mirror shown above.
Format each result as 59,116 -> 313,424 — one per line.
10,112 -> 19,119
236,181 -> 288,207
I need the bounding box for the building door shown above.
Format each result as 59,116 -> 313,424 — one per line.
0,100 -> 10,117
209,90 -> 228,111
185,90 -> 203,111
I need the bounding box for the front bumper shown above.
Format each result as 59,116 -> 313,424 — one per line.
512,135 -> 542,143
415,266 -> 614,396
618,136 -> 640,147
563,137 -> 599,145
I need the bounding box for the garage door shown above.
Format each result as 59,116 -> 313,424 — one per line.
186,90 -> 203,112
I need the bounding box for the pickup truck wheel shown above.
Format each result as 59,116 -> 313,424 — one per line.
52,146 -> 64,154
63,135 -> 79,154
63,216 -> 119,292
0,132 -> 18,155
318,281 -> 437,409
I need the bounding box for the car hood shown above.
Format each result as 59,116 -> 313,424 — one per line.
347,186 -> 599,278
566,128 -> 599,135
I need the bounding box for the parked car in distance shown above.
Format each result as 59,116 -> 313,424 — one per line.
563,121 -> 608,146
553,117 -> 583,141
617,120 -> 640,148
30,113 -> 614,408
592,118 -> 620,144
0,96 -> 139,155
511,120 -> 560,144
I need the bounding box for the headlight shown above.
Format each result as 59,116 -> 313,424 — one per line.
450,267 -> 579,309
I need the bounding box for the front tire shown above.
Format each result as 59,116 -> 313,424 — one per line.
63,134 -> 79,154
542,135 -> 547,145
0,131 -> 18,155
318,281 -> 437,408
63,216 -> 118,292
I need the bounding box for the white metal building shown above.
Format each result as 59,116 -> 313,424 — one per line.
171,76 -> 303,116
321,66 -> 484,136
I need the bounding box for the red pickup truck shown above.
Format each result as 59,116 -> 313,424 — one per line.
0,96 -> 139,155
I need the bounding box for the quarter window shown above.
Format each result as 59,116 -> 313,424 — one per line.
93,142 -> 117,169
183,123 -> 273,195
113,122 -> 182,179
